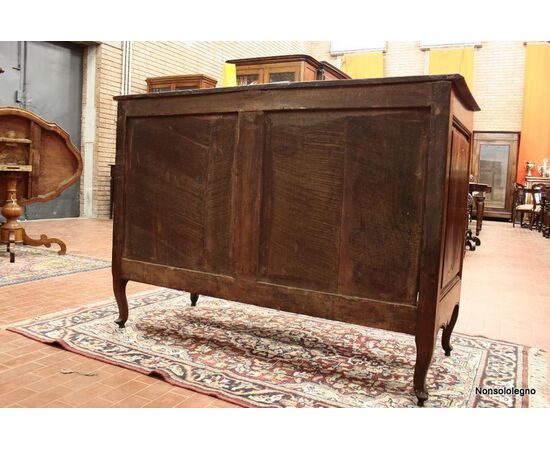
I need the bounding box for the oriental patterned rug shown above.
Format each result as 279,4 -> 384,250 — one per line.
0,246 -> 110,287
7,289 -> 549,408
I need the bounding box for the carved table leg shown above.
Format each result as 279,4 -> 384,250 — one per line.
113,276 -> 129,328
190,293 -> 199,307
414,329 -> 437,407
22,229 -> 67,255
474,194 -> 485,236
1,174 -> 24,263
8,230 -> 15,263
442,304 -> 460,357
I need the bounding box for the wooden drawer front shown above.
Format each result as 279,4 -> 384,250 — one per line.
259,109 -> 429,304
123,114 -> 236,275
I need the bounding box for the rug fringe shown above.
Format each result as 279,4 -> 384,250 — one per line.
528,348 -> 550,407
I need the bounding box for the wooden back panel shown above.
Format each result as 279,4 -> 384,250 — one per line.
121,110 -> 430,306
123,114 -> 236,275
115,76 -> 478,333
259,109 -> 429,304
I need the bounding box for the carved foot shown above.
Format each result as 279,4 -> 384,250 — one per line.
416,391 -> 428,407
190,293 -> 199,307
113,277 -> 129,328
22,230 -> 67,255
442,304 -> 460,357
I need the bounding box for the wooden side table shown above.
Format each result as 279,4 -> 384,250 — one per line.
468,182 -> 492,236
0,107 -> 82,262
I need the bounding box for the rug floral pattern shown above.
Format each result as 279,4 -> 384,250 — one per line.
0,246 -> 110,287
8,289 -> 548,407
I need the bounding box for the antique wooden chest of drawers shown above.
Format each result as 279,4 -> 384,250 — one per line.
112,75 -> 479,405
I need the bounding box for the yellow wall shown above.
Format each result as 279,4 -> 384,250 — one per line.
223,63 -> 236,87
341,52 -> 384,78
428,47 -> 474,90
517,43 -> 550,181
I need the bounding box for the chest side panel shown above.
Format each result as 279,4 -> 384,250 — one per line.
441,126 -> 471,291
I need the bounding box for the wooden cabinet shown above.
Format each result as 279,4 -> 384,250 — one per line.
226,54 -> 350,86
471,132 -> 519,219
146,74 -> 217,93
113,75 -> 479,405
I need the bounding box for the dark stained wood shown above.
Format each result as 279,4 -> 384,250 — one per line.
441,125 -> 471,291
469,183 -> 492,236
113,75 -> 478,405
471,132 -> 519,219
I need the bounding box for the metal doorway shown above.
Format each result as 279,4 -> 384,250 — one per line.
0,41 -> 83,219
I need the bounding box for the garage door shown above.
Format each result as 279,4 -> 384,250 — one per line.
0,41 -> 83,219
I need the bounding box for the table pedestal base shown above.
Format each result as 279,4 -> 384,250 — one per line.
1,173 -> 66,263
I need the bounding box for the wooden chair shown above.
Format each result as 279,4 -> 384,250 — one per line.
521,183 -> 549,230
534,184 -> 550,236
541,186 -> 550,238
512,183 -> 529,227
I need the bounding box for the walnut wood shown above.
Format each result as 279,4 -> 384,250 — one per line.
0,107 -> 81,261
113,75 -> 478,405
226,54 -> 350,84
442,304 -> 460,357
0,107 -> 82,206
22,229 -> 66,255
146,74 -> 217,92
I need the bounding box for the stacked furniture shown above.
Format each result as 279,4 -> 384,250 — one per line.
112,75 -> 479,405
227,54 -> 350,85
146,74 -> 217,93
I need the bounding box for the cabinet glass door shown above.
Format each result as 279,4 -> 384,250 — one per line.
269,71 -> 296,83
479,144 -> 510,209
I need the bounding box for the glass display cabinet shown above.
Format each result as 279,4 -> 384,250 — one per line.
471,132 -> 519,219
226,54 -> 350,86
146,74 -> 217,93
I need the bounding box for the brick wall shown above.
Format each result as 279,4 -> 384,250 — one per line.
87,40 -> 529,218
384,42 -> 425,77
90,41 -> 311,218
95,43 -> 123,218
130,41 -> 312,93
472,41 -> 525,132
309,41 -> 526,133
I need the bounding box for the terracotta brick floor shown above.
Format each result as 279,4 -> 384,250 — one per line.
0,217 -> 549,407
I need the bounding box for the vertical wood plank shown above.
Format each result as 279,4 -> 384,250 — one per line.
230,111 -> 264,279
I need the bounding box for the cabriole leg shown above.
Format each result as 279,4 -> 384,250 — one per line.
190,293 -> 199,307
414,329 -> 437,407
442,304 -> 460,357
113,276 -> 129,328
